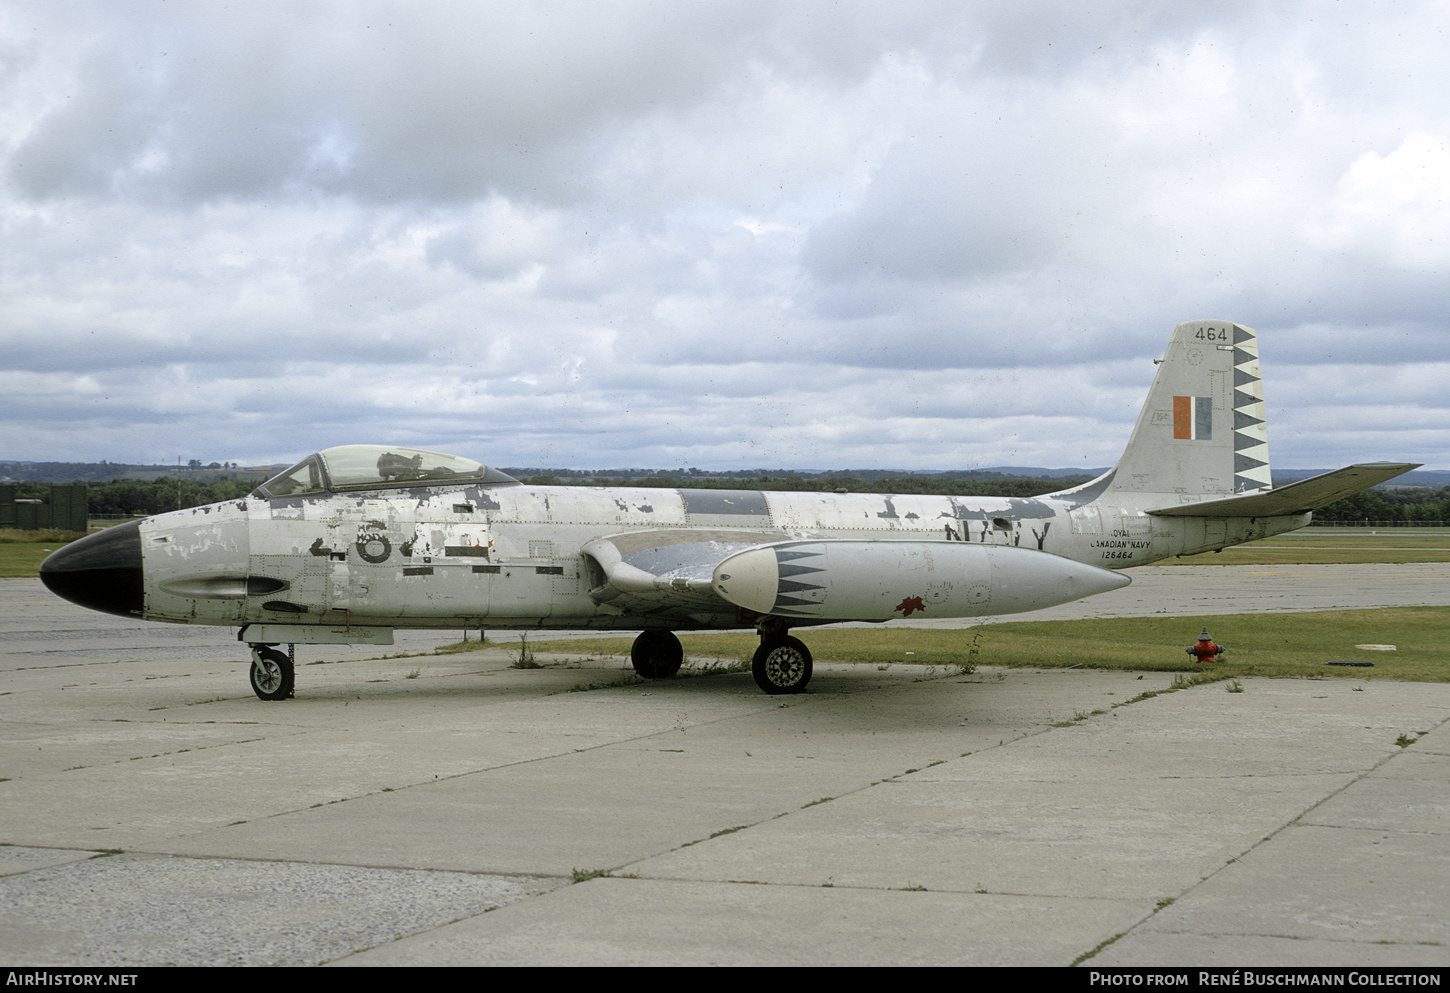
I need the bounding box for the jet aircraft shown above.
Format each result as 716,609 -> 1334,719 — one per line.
41,320 -> 1418,698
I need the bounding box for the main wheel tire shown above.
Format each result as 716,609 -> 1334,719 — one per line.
249,647 -> 294,701
752,636 -> 812,694
630,629 -> 684,679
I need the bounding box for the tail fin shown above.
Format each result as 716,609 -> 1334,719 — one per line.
1102,320 -> 1270,499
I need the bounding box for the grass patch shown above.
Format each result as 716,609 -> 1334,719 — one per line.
529,606 -> 1450,682
0,528 -> 86,544
432,634 -> 493,655
0,540 -> 77,577
971,608 -> 1450,681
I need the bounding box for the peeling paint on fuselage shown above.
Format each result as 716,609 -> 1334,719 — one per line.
133,479 -> 1307,632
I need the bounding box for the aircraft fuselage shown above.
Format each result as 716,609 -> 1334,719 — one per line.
132,480 -> 1307,632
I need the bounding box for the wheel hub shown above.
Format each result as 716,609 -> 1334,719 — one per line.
765,648 -> 805,685
253,661 -> 283,694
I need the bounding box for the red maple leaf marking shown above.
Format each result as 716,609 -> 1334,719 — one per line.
895,595 -> 926,616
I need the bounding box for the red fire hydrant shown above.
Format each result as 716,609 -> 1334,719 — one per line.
1185,628 -> 1225,663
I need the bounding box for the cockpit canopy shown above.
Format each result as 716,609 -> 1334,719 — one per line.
256,445 -> 519,497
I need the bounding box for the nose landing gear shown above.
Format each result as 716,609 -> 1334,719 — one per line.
249,645 -> 295,701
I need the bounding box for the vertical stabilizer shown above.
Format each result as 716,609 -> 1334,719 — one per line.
1102,320 -> 1271,498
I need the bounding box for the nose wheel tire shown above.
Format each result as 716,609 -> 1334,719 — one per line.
630,629 -> 684,679
249,647 -> 294,701
752,636 -> 812,694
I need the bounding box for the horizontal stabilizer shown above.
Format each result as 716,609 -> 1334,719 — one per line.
1148,462 -> 1421,518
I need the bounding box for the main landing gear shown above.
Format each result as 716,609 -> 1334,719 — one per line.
628,621 -> 814,695
630,629 -> 684,679
752,618 -> 812,695
248,644 -> 295,701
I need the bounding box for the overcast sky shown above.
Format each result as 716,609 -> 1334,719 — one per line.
1,1 -> 1446,472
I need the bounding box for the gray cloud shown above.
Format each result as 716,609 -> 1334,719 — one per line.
2,1 -> 1446,471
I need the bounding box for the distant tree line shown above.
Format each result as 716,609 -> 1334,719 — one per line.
84,478 -> 258,517
4,461 -> 264,484
1309,487 -> 1450,525
521,473 -> 1095,498
15,474 -> 1450,524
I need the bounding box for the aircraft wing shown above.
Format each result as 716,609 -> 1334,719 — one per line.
1147,462 -> 1421,518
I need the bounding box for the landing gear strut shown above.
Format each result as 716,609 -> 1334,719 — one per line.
249,645 -> 294,701
630,629 -> 684,679
752,620 -> 812,695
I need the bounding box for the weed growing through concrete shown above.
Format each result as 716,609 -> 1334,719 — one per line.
1226,679 -> 1244,693
686,656 -> 751,676
1072,932 -> 1127,966
963,627 -> 983,674
561,677 -> 640,693
512,633 -> 541,669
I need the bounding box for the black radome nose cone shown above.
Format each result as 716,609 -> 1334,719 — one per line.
39,518 -> 145,618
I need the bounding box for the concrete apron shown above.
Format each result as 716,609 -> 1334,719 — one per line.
1,635 -> 1447,966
